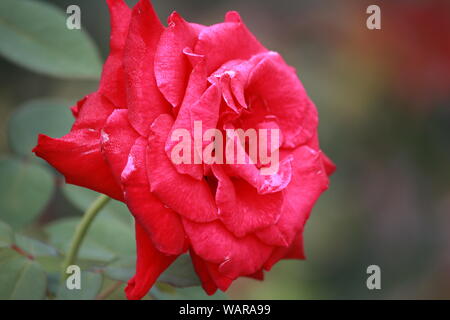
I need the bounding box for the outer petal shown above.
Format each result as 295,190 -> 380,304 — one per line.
71,92 -> 116,131
34,0 -> 132,199
99,0 -> 131,107
205,261 -> 233,292
155,12 -> 205,108
264,232 -> 305,271
147,114 -> 218,222
70,96 -> 85,118
194,11 -> 266,74
190,250 -> 218,295
321,153 -> 336,176
190,249 -> 233,294
256,146 -> 330,247
125,222 -> 178,300
34,130 -> 123,201
101,109 -> 140,184
183,218 -> 273,278
121,137 -> 187,255
245,52 -> 318,148
212,165 -> 283,238
123,0 -> 171,136
246,270 -> 264,280
33,93 -> 123,201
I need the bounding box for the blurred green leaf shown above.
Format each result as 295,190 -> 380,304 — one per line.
0,220 -> 14,248
14,234 -> 58,258
104,256 -> 135,282
0,0 -> 102,79
0,219 -> 59,258
45,213 -> 135,264
104,254 -> 201,288
62,185 -> 133,225
0,248 -> 47,300
0,157 -> 55,229
159,254 -> 201,288
63,186 -> 201,288
8,99 -> 73,158
46,218 -> 116,263
56,271 -> 103,300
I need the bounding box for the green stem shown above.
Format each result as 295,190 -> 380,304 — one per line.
61,194 -> 111,280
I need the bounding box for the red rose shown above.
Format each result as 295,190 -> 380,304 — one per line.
33,0 -> 334,299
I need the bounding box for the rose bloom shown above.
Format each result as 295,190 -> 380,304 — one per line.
34,0 -> 334,299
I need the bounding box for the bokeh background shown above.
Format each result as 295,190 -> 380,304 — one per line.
1,0 -> 449,299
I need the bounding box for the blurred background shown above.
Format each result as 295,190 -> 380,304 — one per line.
0,0 -> 449,299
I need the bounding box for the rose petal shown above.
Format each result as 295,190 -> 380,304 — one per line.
33,128 -> 123,201
190,250 -> 218,295
212,165 -> 283,238
155,12 -> 205,108
246,270 -> 264,280
101,109 -> 140,184
147,114 -> 218,222
33,91 -> 124,201
256,145 -> 330,247
245,52 -> 318,148
70,96 -> 86,118
123,0 -> 171,136
190,249 -> 233,293
125,222 -> 178,300
165,84 -> 221,180
263,232 -> 305,271
121,137 -> 187,255
183,218 -> 273,278
99,0 -> 131,108
321,153 -> 336,176
222,122 -> 293,194
194,12 -> 266,74
71,92 -> 115,131
180,48 -> 208,109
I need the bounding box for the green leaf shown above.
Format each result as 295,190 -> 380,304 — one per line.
56,271 -> 103,300
0,220 -> 14,248
8,99 -> 73,158
45,213 -> 135,264
0,0 -> 102,79
104,254 -> 200,288
159,254 -> 201,288
45,218 -> 116,263
104,256 -> 135,282
62,185 -> 133,225
14,234 -> 58,258
0,248 -> 47,300
0,157 -> 55,229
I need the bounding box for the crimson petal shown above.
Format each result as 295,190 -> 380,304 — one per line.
123,0 -> 171,136
256,146 -> 330,247
183,218 -> 273,278
99,0 -> 131,108
125,222 -> 178,300
155,12 -> 205,108
34,129 -> 123,201
121,137 -> 188,255
194,11 -> 266,74
213,165 -> 283,238
101,109 -> 139,184
147,114 -> 218,222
